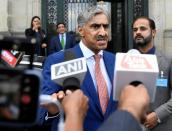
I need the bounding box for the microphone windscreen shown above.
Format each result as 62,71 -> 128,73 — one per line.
127,49 -> 140,54
64,49 -> 76,61
63,77 -> 80,91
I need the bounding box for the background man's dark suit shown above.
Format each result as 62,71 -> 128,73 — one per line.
48,32 -> 76,55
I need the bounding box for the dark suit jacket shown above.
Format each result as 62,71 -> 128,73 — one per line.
40,44 -> 118,131
98,110 -> 142,131
48,32 -> 76,55
25,28 -> 47,56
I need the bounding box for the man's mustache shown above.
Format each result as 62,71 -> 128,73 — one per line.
96,35 -> 107,41
135,35 -> 144,39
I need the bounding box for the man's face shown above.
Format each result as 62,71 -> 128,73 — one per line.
57,24 -> 66,34
132,18 -> 155,48
79,13 -> 109,54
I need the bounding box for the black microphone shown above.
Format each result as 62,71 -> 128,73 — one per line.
63,50 -> 80,91
51,50 -> 87,91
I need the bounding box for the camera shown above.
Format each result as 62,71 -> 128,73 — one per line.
0,36 -> 41,128
0,68 -> 41,127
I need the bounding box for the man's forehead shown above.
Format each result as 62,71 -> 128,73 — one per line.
89,22 -> 109,25
89,14 -> 108,22
58,24 -> 65,28
133,24 -> 148,28
88,20 -> 109,26
133,19 -> 149,27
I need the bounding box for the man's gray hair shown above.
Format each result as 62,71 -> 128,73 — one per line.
77,6 -> 110,27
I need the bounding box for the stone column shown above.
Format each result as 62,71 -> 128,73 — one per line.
149,0 -> 172,59
0,0 -> 8,33
164,0 -> 172,59
149,0 -> 166,51
8,0 -> 41,36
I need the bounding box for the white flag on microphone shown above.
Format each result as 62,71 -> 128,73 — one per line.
51,57 -> 87,86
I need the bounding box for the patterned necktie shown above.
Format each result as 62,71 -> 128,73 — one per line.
61,34 -> 64,49
94,54 -> 109,114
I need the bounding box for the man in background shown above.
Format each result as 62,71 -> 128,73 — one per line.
132,16 -> 172,131
48,22 -> 76,55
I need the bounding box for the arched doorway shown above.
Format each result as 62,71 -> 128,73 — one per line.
42,0 -> 148,54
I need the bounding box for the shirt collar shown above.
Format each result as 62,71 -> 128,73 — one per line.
60,33 -> 66,37
79,40 -> 103,59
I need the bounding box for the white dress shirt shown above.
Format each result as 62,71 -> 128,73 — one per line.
79,41 -> 112,97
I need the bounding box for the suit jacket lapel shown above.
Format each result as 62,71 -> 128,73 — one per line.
72,45 -> 104,118
57,34 -> 62,50
65,33 -> 69,49
103,52 -> 114,83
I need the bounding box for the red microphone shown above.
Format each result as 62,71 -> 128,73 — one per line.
1,50 -> 23,67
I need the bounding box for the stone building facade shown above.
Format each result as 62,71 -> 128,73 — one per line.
0,0 -> 172,59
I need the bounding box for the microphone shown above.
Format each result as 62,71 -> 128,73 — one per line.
51,50 -> 87,131
51,50 -> 87,91
127,49 -> 140,54
113,50 -> 159,102
1,49 -> 23,67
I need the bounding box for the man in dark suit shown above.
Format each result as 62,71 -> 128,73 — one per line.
132,16 -> 172,131
40,6 -> 118,131
48,22 -> 76,55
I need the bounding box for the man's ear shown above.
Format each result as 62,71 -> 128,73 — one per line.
152,29 -> 156,38
78,26 -> 84,37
